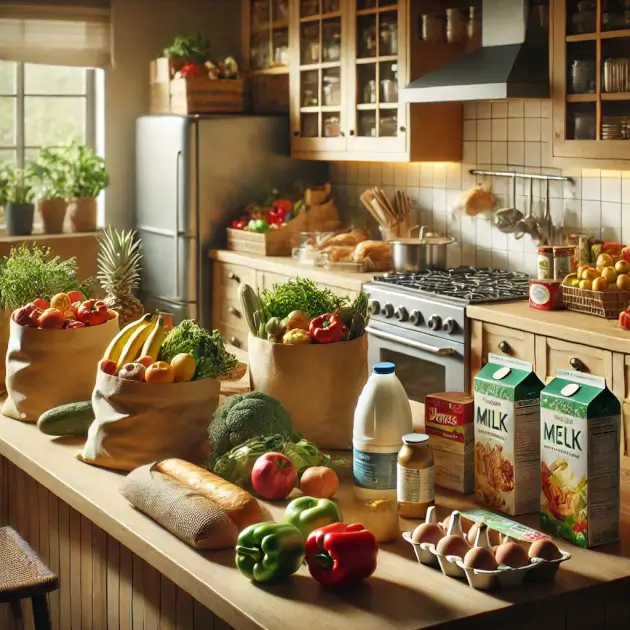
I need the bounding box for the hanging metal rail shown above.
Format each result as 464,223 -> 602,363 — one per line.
469,169 -> 573,183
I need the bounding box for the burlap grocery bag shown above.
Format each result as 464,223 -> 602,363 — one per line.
3,315 -> 119,422
248,333 -> 368,449
78,371 -> 220,471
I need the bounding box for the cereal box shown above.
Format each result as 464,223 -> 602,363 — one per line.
474,354 -> 544,515
540,370 -> 620,548
425,392 -> 474,494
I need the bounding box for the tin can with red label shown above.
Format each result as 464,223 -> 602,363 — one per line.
529,279 -> 564,311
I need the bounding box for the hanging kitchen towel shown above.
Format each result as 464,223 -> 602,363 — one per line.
78,371 -> 220,471
247,333 -> 368,450
3,315 -> 119,423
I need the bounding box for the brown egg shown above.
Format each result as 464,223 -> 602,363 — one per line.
494,542 -> 530,568
466,522 -> 502,547
464,546 -> 499,571
528,539 -> 562,561
436,534 -> 471,558
411,522 -> 443,546
442,514 -> 473,535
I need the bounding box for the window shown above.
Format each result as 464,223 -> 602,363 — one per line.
0,61 -> 96,168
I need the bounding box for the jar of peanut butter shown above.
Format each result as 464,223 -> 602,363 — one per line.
397,433 -> 435,519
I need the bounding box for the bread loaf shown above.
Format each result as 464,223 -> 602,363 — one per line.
154,459 -> 270,529
352,240 -> 391,263
324,245 -> 355,262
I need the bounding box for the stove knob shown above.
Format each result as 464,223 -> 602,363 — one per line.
371,300 -> 381,315
409,310 -> 422,326
442,318 -> 458,335
428,314 -> 442,331
395,306 -> 409,322
382,303 -> 394,318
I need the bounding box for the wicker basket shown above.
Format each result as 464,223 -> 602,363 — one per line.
562,285 -> 630,318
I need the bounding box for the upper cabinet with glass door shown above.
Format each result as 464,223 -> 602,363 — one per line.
290,0 -> 466,162
243,0 -> 290,112
552,0 -> 630,161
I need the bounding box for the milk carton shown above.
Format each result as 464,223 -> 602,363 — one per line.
474,354 -> 543,515
540,371 -> 620,548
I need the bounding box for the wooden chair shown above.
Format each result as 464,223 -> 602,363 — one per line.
0,527 -> 58,629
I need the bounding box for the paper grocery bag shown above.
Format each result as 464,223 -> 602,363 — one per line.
3,315 -> 119,423
0,309 -> 10,393
248,334 -> 368,450
79,371 -> 220,471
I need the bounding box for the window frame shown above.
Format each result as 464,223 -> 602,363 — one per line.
0,61 -> 97,168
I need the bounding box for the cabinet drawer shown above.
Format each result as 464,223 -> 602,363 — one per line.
216,323 -> 248,352
257,271 -> 291,292
213,262 -> 256,299
213,295 -> 248,331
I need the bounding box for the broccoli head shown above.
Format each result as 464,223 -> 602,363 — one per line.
208,392 -> 297,457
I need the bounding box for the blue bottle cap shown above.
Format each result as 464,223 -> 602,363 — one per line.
373,361 -> 395,374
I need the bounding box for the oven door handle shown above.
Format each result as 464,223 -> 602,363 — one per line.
365,326 -> 455,356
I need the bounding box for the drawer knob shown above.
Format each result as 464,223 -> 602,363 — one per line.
570,357 -> 586,371
230,336 -> 241,348
498,341 -> 511,354
227,271 -> 240,283
228,305 -> 241,317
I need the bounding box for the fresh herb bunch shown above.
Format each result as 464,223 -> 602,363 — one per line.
0,244 -> 93,311
260,277 -> 348,320
0,163 -> 36,204
158,319 -> 238,379
163,34 -> 211,63
64,142 -> 109,198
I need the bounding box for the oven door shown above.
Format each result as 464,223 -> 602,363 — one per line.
366,322 -> 466,424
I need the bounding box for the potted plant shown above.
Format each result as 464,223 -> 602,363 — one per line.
65,142 -> 109,232
0,164 -> 36,236
31,147 -> 70,234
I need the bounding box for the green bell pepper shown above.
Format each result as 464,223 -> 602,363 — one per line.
248,218 -> 270,233
284,496 -> 342,540
235,522 -> 305,584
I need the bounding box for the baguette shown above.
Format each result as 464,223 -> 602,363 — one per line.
154,459 -> 270,530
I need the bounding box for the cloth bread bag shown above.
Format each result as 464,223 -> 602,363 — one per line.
3,315 -> 119,423
247,333 -> 368,450
78,372 -> 220,471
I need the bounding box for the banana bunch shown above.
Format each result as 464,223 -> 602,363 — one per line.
102,314 -> 167,369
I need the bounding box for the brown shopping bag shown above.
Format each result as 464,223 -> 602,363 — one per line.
78,371 -> 220,471
3,315 -> 119,422
247,333 -> 368,450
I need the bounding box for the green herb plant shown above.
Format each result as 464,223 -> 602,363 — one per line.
163,33 -> 211,63
64,142 -> 109,199
0,244 -> 93,311
30,147 -> 71,199
0,163 -> 36,205
260,277 -> 347,320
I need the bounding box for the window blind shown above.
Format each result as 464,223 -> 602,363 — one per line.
0,1 -> 112,68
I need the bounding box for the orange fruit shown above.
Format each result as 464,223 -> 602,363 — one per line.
592,277 -> 608,292
136,355 -> 154,368
299,466 -> 339,499
145,361 -> 175,384
50,292 -> 71,313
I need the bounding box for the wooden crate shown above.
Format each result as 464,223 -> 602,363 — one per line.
248,73 -> 289,114
563,285 -> 630,318
170,77 -> 245,114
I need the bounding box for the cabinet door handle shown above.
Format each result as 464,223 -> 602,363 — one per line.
227,271 -> 240,283
399,126 -> 407,133
230,336 -> 241,348
349,129 -> 355,136
340,130 -> 345,137
228,305 -> 241,317
293,131 -> 300,137
498,341 -> 511,354
569,357 -> 586,371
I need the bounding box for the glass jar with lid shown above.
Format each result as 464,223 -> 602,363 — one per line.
397,433 -> 434,519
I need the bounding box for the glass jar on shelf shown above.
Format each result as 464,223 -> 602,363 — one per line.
324,33 -> 341,62
380,113 -> 398,137
573,111 -> 596,140
323,114 -> 341,137
380,17 -> 398,55
570,60 -> 596,94
322,74 -> 341,106
363,79 -> 377,104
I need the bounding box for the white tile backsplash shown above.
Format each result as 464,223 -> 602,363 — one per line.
330,99 -> 630,275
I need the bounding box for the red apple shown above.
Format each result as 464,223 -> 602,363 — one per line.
37,308 -> 65,329
118,363 -> 146,382
32,298 -> 49,310
99,359 -> 117,375
622,247 -> 630,264
251,452 -> 297,500
66,290 -> 85,304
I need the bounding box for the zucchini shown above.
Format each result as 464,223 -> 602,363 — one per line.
37,401 -> 95,437
239,283 -> 262,335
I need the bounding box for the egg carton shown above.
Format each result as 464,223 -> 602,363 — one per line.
403,508 -> 571,590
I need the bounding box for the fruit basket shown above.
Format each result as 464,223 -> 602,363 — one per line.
562,286 -> 630,318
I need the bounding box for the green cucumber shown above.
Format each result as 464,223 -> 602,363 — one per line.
37,401 -> 95,437
238,283 -> 262,336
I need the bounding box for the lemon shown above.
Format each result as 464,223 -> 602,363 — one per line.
171,353 -> 197,383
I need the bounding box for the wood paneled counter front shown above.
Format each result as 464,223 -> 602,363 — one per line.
1,416 -> 630,629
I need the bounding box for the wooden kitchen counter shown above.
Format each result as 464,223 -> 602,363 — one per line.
1,417 -> 630,629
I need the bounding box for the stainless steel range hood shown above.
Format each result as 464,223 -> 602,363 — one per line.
403,0 -> 549,103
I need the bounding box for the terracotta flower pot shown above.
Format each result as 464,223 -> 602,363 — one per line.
68,197 -> 98,232
38,198 -> 68,234
5,202 -> 35,236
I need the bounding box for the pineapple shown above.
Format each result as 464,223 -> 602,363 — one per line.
97,228 -> 144,326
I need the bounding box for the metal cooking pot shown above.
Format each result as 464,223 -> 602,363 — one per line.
390,235 -> 456,272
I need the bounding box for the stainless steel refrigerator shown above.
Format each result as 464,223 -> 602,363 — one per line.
135,115 -> 328,328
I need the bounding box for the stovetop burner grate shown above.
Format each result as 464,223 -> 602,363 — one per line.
372,267 -> 530,303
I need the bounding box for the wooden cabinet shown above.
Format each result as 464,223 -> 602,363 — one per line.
612,353 -> 630,463
289,0 -> 464,161
552,0 -> 630,161
242,0 -> 290,113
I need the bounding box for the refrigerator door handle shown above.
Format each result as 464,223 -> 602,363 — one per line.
174,149 -> 183,300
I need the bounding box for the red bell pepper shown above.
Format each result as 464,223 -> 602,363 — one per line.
231,217 -> 247,230
77,299 -> 109,326
620,310 -> 630,330
179,63 -> 200,78
305,523 -> 378,589
309,312 -> 346,344
268,199 -> 292,225
12,303 -> 43,328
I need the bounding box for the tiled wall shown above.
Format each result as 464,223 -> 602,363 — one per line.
329,99 -> 630,276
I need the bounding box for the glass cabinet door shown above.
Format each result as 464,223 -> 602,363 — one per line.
249,0 -> 289,71
348,0 -> 406,154
291,0 -> 347,152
